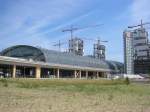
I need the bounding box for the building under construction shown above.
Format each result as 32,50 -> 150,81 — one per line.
93,40 -> 106,60
0,45 -> 123,78
124,20 -> 150,74
69,37 -> 84,56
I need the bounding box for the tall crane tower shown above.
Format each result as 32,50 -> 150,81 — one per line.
62,24 -> 103,56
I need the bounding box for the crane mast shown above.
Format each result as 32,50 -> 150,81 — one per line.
53,40 -> 66,52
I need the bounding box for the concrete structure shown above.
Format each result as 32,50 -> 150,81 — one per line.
134,59 -> 150,74
0,45 -> 123,78
124,27 -> 150,74
93,40 -> 106,60
132,28 -> 150,74
133,28 -> 149,60
69,37 -> 84,56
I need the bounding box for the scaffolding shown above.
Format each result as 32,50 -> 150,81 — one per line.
93,40 -> 106,60
69,37 -> 84,56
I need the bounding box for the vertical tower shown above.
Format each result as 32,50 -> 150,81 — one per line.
69,37 -> 84,56
123,31 -> 134,74
93,40 -> 106,60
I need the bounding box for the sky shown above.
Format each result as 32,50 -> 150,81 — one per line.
0,0 -> 150,62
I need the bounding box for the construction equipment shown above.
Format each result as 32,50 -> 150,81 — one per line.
53,40 -> 66,52
96,39 -> 108,45
61,24 -> 103,55
84,37 -> 108,43
128,20 -> 150,29
62,24 -> 103,39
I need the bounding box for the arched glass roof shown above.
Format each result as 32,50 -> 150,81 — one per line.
0,45 -> 124,72
1,45 -> 45,62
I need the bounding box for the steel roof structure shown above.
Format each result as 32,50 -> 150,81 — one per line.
0,45 -> 123,73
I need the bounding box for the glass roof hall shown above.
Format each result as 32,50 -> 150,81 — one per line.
0,45 -> 124,73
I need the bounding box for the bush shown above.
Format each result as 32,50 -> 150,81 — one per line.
124,77 -> 130,85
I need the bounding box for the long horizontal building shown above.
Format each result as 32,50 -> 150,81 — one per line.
0,45 -> 123,79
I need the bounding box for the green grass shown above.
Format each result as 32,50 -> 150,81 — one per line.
1,78 -> 126,88
0,78 -> 130,93
0,78 -> 149,94
0,79 -> 150,96
0,78 -> 149,95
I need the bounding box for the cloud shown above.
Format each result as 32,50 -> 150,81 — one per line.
116,0 -> 150,25
0,0 -> 93,49
130,0 -> 150,23
0,0 -> 80,35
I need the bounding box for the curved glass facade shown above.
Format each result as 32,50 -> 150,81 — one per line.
1,45 -> 46,62
1,45 -> 124,73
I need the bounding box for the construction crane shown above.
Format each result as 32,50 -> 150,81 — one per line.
53,40 -> 66,52
97,37 -> 108,44
128,20 -> 150,29
97,39 -> 108,45
62,24 -> 103,39
84,37 -> 108,44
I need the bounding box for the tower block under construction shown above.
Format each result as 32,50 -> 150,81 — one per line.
93,40 -> 106,60
69,37 -> 84,56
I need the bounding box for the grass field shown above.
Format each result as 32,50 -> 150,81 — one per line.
0,79 -> 150,112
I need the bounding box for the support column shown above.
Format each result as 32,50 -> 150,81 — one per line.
96,72 -> 99,79
53,69 -> 55,78
93,72 -> 95,79
36,66 -> 41,79
57,68 -> 60,79
74,70 -> 77,78
102,72 -> 104,78
86,71 -> 88,79
79,70 -> 81,79
106,72 -> 111,79
12,65 -> 16,78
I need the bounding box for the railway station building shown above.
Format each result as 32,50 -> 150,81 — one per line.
0,45 -> 123,79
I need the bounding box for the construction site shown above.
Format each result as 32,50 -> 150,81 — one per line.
1,20 -> 150,79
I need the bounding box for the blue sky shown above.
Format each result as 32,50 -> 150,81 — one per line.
0,0 -> 150,62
